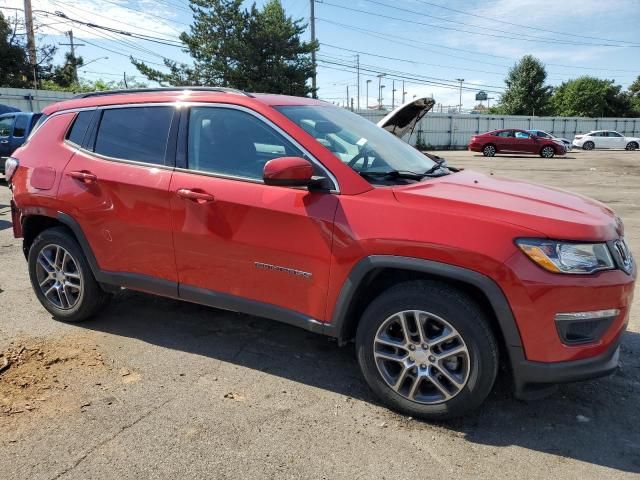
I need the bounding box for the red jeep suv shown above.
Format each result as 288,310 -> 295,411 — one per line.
6,89 -> 635,419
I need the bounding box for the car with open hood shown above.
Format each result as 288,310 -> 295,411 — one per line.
6,88 -> 635,420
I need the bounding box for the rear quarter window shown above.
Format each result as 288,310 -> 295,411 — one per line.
66,111 -> 94,146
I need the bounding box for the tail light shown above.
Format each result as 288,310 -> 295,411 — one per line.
5,157 -> 19,182
574,135 -> 583,140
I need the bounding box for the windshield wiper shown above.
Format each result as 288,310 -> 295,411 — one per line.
423,159 -> 449,176
358,170 -> 426,180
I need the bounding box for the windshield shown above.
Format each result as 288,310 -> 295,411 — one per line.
276,105 -> 438,177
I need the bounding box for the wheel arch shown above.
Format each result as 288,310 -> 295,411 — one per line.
328,256 -> 524,368
20,210 -> 101,277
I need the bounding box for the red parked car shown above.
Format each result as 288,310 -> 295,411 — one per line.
5,89 -> 635,419
469,128 -> 567,158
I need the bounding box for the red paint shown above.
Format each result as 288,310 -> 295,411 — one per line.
263,156 -> 314,185
10,90 -> 636,368
469,129 -> 566,156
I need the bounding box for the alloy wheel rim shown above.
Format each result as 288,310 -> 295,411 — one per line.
485,146 -> 495,156
373,310 -> 470,404
542,147 -> 553,157
35,244 -> 83,310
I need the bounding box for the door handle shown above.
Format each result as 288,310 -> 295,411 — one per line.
67,170 -> 97,184
176,188 -> 215,203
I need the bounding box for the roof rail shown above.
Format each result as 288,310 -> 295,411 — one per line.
73,87 -> 253,99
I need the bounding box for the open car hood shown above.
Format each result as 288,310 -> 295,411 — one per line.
377,97 -> 435,139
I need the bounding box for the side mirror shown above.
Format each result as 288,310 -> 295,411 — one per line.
263,156 -> 314,187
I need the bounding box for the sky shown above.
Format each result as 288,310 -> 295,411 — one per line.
1,0 -> 639,111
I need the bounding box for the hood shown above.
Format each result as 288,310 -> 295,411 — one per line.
393,170 -> 620,241
377,97 -> 435,139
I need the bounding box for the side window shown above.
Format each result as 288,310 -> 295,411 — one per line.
187,107 -> 303,180
13,115 -> 29,137
608,131 -> 622,137
66,111 -> 94,146
94,107 -> 173,164
495,131 -> 511,137
514,131 -> 530,139
0,116 -> 14,137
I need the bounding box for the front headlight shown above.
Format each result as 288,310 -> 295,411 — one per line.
516,238 -> 615,274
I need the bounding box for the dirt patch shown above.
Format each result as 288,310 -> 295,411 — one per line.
0,335 -> 109,417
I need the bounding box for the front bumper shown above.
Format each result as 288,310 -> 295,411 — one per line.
510,333 -> 622,399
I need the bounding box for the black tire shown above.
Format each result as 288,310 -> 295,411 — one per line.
356,280 -> 498,420
28,226 -> 111,322
583,141 -> 595,150
482,144 -> 496,157
540,145 -> 555,158
625,142 -> 638,151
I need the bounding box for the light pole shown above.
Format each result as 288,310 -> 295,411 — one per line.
377,73 -> 385,110
366,79 -> 371,110
455,78 -> 464,113
392,79 -> 396,109
402,80 -> 406,104
81,56 -> 109,68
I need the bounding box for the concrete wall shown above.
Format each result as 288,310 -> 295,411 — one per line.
0,88 -> 75,112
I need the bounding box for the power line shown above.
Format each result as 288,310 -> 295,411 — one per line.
316,17 -> 640,74
98,0 -> 191,27
317,1 -> 640,48
412,0 -> 640,45
361,0 -> 640,47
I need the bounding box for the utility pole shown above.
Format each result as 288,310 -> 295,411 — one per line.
23,0 -> 37,90
402,80 -> 406,104
366,79 -> 371,110
356,54 -> 360,111
310,0 -> 317,98
456,78 -> 464,113
60,30 -> 85,83
123,72 -> 129,88
346,85 -> 349,110
391,79 -> 396,110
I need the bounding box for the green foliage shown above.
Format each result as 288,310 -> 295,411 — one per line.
131,0 -> 317,96
0,12 -> 32,88
493,55 -> 552,116
0,12 -> 56,88
551,76 -> 633,117
40,77 -> 148,93
628,75 -> 640,115
50,52 -> 84,88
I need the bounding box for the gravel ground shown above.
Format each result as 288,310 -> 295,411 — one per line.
0,148 -> 639,479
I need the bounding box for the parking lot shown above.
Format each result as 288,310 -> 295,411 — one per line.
1,149 -> 639,479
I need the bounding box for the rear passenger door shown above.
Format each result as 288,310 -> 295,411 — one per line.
57,106 -> 180,286
0,115 -> 15,158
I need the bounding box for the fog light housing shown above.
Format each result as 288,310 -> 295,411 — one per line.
555,309 -> 619,345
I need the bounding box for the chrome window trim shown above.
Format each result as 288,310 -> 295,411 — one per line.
78,150 -> 175,171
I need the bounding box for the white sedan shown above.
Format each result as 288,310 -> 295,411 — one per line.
573,130 -> 640,150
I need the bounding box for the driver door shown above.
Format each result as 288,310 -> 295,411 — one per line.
170,105 -> 339,320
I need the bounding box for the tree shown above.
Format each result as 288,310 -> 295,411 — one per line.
41,77 -> 148,93
0,12 -> 56,88
0,12 -> 31,88
551,76 -> 632,117
493,55 -> 552,116
628,75 -> 640,115
50,52 -> 84,88
132,0 -> 317,96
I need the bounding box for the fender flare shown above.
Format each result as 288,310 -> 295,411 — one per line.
327,255 -> 524,351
